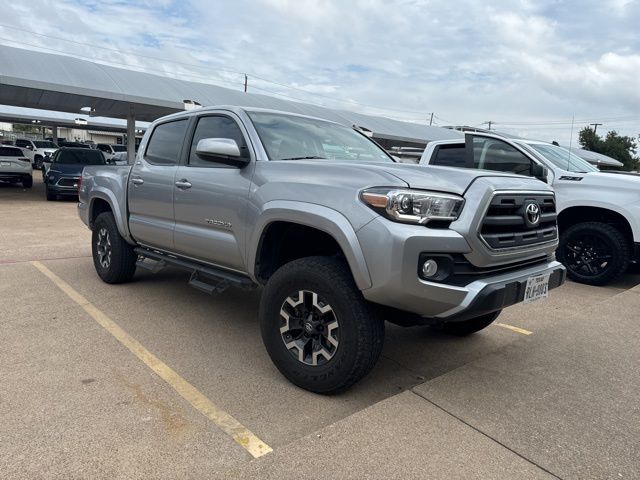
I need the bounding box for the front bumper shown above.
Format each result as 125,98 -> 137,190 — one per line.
431,261 -> 565,322
47,176 -> 80,195
357,216 -> 566,320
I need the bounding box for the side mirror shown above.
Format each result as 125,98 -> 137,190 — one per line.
532,163 -> 548,182
195,138 -> 248,167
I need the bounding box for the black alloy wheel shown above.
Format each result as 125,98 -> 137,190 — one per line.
557,222 -> 630,286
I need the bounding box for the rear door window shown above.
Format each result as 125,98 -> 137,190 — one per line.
145,120 -> 188,165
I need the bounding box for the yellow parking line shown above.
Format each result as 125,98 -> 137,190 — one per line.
31,261 -> 272,458
494,322 -> 533,335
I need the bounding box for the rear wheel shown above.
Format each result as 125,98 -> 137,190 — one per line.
440,310 -> 501,336
557,222 -> 630,286
260,256 -> 384,394
92,212 -> 137,284
22,176 -> 33,188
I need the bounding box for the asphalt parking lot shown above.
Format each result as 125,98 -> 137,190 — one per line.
2,176 -> 640,480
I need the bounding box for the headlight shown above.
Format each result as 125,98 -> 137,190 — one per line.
360,188 -> 464,225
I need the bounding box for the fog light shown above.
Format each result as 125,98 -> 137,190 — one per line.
421,259 -> 438,278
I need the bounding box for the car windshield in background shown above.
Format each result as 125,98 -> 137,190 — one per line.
34,141 -> 57,148
0,147 -> 24,157
55,149 -> 105,165
248,112 -> 394,163
525,143 -> 598,173
112,145 -> 127,152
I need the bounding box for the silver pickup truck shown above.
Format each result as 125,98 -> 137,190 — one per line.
78,106 -> 565,393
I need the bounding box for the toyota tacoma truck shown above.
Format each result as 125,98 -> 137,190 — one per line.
420,132 -> 640,285
78,106 -> 565,393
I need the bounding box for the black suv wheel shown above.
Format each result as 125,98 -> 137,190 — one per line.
92,212 -> 137,284
260,256 -> 384,394
557,222 -> 630,286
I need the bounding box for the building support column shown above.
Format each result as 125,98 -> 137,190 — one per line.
51,125 -> 58,144
127,106 -> 135,164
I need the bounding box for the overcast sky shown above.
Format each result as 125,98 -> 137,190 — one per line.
1,0 -> 639,145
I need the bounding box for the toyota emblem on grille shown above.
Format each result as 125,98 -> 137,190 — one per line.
525,202 -> 541,227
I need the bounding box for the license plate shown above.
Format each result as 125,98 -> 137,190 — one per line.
0,161 -> 10,166
523,273 -> 550,304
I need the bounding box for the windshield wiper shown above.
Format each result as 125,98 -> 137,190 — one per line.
279,155 -> 327,161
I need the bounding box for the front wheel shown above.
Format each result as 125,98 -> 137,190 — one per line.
260,256 -> 384,394
439,310 -> 501,336
557,222 -> 630,286
45,184 -> 56,201
92,212 -> 137,284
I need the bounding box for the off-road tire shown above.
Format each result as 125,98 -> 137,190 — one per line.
557,222 -> 630,286
260,256 -> 384,394
22,176 -> 33,188
440,310 -> 501,336
92,212 -> 137,284
44,183 -> 56,201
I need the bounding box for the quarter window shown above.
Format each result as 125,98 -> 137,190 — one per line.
145,120 -> 188,165
431,144 -> 466,168
189,116 -> 249,166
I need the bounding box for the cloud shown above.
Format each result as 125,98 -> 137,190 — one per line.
0,0 -> 638,144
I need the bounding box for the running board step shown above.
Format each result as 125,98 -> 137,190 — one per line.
188,271 -> 229,294
134,247 -> 256,293
136,256 -> 167,273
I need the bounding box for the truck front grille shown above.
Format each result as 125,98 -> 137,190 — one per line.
57,177 -> 79,187
479,193 -> 557,250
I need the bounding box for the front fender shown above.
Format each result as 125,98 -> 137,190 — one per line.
247,200 -> 372,290
559,198 -> 640,242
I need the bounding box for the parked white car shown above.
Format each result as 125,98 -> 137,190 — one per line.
14,139 -> 58,170
420,133 -> 640,285
0,145 -> 33,188
95,143 -> 127,161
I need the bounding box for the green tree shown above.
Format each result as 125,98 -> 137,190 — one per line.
578,126 -> 639,171
13,123 -> 43,135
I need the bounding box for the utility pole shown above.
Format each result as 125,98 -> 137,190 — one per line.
429,112 -> 434,126
244,74 -> 248,93
486,121 -> 492,131
589,122 -> 602,134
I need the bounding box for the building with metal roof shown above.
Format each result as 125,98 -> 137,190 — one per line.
0,44 -> 460,160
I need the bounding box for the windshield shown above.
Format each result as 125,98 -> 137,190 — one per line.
524,143 -> 597,173
248,112 -> 393,163
54,149 -> 105,165
34,141 -> 57,149
0,147 -> 24,157
112,145 -> 127,152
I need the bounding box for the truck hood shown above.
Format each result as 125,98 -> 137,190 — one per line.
572,171 -> 640,192
361,162 -> 542,195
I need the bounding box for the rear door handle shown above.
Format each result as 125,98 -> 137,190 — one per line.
175,179 -> 192,190
131,177 -> 144,186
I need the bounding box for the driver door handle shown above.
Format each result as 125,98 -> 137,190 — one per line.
175,179 -> 192,190
131,177 -> 144,186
